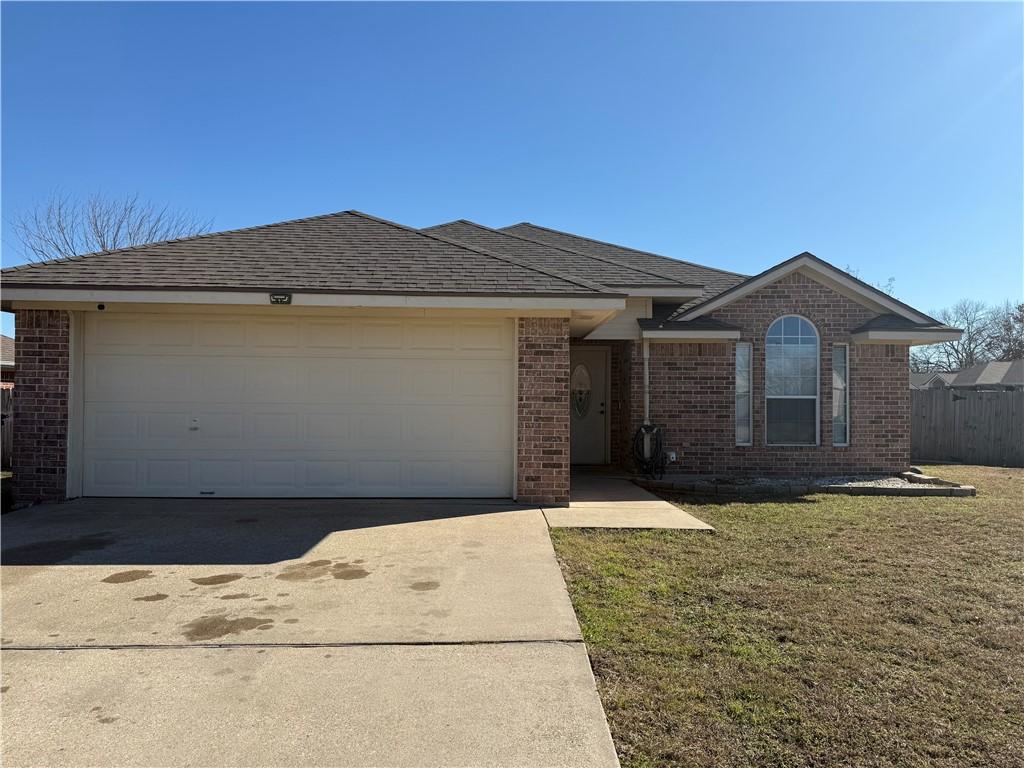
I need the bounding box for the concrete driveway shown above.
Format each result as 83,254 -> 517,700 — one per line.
1,498 -> 619,767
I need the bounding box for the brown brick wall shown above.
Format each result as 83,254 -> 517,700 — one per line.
12,309 -> 70,504
634,272 -> 911,475
517,317 -> 570,504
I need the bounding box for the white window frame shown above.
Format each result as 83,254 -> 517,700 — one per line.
832,342 -> 850,447
735,342 -> 753,446
764,314 -> 820,447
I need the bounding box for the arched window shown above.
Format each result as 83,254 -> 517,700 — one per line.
765,316 -> 819,445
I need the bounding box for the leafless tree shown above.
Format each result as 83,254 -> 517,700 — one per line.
911,299 -> 996,372
986,301 -> 1024,361
12,191 -> 211,263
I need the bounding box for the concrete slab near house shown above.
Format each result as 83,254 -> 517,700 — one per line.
543,474 -> 713,530
0,498 -> 619,768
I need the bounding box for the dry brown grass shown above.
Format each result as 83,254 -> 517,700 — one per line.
551,465 -> 1024,768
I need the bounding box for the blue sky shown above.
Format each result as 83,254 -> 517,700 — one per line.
2,1 -> 1021,337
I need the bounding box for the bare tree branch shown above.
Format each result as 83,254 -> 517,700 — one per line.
12,191 -> 211,263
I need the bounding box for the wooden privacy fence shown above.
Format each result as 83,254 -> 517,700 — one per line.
1,388 -> 11,469
911,389 -> 1024,467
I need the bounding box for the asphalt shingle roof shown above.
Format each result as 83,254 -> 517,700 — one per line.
500,222 -> 748,307
950,360 -> 1023,388
850,314 -> 958,333
423,220 -> 693,288
1,211 -> 612,297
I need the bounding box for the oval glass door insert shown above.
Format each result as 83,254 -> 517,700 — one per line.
571,363 -> 592,418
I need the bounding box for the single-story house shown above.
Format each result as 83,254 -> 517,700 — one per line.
1,334 -> 14,389
1,210 -> 962,506
910,371 -> 957,390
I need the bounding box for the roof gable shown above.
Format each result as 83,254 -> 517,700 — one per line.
1,211 -> 612,297
677,252 -> 940,325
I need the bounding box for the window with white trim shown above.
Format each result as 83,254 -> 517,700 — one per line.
735,342 -> 752,445
832,344 -> 849,446
765,316 -> 819,445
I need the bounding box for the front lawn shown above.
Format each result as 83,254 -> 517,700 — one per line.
552,465 -> 1023,768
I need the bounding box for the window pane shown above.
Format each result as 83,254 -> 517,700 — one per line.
735,343 -> 752,444
832,344 -> 849,445
783,316 -> 800,336
767,398 -> 816,444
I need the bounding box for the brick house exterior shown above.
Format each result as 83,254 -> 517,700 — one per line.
1,213 -> 958,506
610,272 -> 912,476
11,310 -> 69,505
516,318 -> 571,504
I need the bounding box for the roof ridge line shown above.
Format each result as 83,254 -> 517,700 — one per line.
346,211 -> 617,296
506,221 -> 749,279
425,220 -> 699,287
2,209 -> 357,272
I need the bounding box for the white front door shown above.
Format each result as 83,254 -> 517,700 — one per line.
81,312 -> 514,497
569,347 -> 609,465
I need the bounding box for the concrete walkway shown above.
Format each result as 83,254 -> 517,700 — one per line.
1,498 -> 619,767
543,473 -> 714,530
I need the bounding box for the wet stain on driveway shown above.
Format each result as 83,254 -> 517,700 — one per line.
189,574 -> 244,586
180,616 -> 275,641
276,560 -> 370,582
133,594 -> 168,602
102,570 -> 153,584
410,581 -> 441,592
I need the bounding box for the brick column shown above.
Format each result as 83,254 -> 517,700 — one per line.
13,309 -> 70,505
516,317 -> 570,505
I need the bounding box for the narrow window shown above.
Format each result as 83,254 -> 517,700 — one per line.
832,344 -> 849,446
765,316 -> 819,445
735,342 -> 752,445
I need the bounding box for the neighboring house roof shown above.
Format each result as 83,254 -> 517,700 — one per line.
949,360 -> 1023,389
423,220 -> 695,290
910,371 -> 956,390
499,222 -> 748,306
0,334 -> 14,368
0,211 -> 613,298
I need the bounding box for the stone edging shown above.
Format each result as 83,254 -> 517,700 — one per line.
636,476 -> 977,498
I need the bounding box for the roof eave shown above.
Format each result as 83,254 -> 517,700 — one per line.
2,285 -> 627,312
851,329 -> 963,345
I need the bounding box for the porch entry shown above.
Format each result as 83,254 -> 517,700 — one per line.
569,346 -> 610,465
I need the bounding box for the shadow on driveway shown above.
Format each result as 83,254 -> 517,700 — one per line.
1,497 -> 529,566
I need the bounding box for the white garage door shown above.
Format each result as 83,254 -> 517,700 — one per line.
82,313 -> 514,497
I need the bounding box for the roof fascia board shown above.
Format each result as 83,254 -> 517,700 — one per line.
621,286 -> 703,298
642,329 -> 741,341
852,329 -> 963,345
677,255 -> 933,324
4,288 -> 626,312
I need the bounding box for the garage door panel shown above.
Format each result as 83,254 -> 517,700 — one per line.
83,314 -> 514,497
